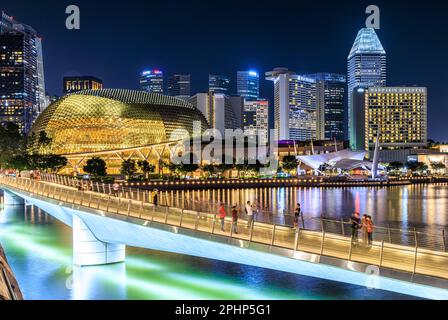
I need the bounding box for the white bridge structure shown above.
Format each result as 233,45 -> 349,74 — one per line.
1,175 -> 448,300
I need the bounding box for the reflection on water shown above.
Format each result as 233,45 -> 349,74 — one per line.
164,184 -> 448,230
0,200 -> 417,300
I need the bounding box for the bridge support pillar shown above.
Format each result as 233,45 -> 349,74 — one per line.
73,215 -> 125,266
3,191 -> 25,206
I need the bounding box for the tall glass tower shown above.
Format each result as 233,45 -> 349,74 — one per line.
347,28 -> 386,150
208,75 -> 230,95
140,69 -> 164,94
167,74 -> 191,100
237,70 -> 259,101
0,11 -> 46,134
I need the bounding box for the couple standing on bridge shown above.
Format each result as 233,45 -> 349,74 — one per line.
351,212 -> 375,246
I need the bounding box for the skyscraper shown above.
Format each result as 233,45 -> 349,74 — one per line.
237,70 -> 259,101
209,75 -> 230,95
189,93 -> 243,135
63,76 -> 103,94
0,11 -> 46,134
266,68 -> 317,141
140,69 -> 164,94
243,100 -> 269,143
365,87 -> 427,151
167,74 -> 191,100
307,73 -> 346,141
347,28 -> 386,150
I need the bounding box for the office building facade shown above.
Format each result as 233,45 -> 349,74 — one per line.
209,74 -> 231,95
347,28 -> 386,150
140,69 -> 164,94
237,70 -> 259,101
243,100 -> 269,143
266,68 -> 317,141
189,93 -> 242,135
308,73 -> 346,141
63,76 -> 103,94
0,11 -> 46,134
167,74 -> 191,100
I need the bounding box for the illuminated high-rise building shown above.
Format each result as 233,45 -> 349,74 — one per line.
189,93 -> 243,135
63,76 -> 103,94
237,70 -> 259,101
266,68 -> 317,141
347,28 -> 386,150
364,87 -> 427,151
167,74 -> 190,100
0,11 -> 46,134
308,73 -> 346,141
209,74 -> 230,95
243,100 -> 269,143
140,69 -> 164,94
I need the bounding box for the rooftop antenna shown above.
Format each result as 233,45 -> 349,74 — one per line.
310,138 -> 315,155
334,137 -> 338,153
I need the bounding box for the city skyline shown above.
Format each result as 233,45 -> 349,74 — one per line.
1,0 -> 447,141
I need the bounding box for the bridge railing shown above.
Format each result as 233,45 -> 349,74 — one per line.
3,174 -> 448,280
38,173 -> 448,253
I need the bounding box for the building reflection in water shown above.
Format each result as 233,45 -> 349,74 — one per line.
163,184 -> 448,230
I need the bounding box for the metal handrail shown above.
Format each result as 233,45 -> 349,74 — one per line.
3,174 -> 448,280
30,174 -> 448,252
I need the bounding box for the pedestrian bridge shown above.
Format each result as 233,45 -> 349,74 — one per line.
1,175 -> 448,300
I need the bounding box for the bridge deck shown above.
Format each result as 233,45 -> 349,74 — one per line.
1,175 -> 448,281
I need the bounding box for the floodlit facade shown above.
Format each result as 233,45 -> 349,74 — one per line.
266,68 -> 317,141
31,89 -> 209,155
348,28 -> 386,150
365,87 -> 427,151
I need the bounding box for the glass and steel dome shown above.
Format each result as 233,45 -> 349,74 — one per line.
31,89 -> 209,155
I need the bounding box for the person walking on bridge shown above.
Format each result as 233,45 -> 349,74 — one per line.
219,203 -> 227,232
246,201 -> 254,228
351,212 -> 361,244
366,215 -> 374,246
294,203 -> 302,229
232,205 -> 239,234
112,182 -> 120,197
152,189 -> 159,206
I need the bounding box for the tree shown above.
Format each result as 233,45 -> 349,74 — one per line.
405,161 -> 429,174
83,157 -> 107,177
36,131 -> 52,155
177,153 -> 199,178
0,122 -> 26,169
120,159 -> 137,180
431,162 -> 446,175
387,162 -> 404,172
137,160 -> 155,179
282,155 -> 298,174
200,164 -> 216,179
42,155 -> 68,173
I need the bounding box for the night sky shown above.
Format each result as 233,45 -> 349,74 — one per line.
3,0 -> 448,141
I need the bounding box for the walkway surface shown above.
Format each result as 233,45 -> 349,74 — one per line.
1,175 -> 448,281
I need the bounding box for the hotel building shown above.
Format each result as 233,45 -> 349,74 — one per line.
266,68 -> 317,141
